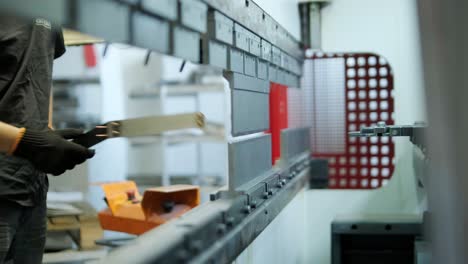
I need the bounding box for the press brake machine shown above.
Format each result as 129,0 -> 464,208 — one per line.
0,0 -> 326,263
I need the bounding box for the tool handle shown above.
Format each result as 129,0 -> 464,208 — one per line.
72,126 -> 108,148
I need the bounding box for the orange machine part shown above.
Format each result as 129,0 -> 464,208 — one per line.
98,209 -> 158,235
98,182 -> 200,235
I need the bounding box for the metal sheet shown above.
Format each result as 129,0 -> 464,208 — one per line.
180,0 -> 208,33
280,128 -> 311,162
141,0 -> 177,21
228,135 -> 272,190
73,113 -> 205,148
133,13 -> 169,53
172,26 -> 200,62
231,90 -> 269,136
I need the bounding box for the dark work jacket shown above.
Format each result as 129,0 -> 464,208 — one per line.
0,16 -> 65,206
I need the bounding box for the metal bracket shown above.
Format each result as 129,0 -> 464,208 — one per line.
349,121 -> 428,152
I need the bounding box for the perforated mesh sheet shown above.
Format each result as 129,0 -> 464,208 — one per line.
302,52 -> 395,189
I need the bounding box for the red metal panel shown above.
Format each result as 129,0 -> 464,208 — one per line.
268,83 -> 289,165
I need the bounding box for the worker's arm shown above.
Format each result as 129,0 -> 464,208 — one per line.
0,121 -> 21,153
0,121 -> 95,176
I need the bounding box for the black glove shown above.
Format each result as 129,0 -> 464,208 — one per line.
53,128 -> 87,140
14,129 -> 95,176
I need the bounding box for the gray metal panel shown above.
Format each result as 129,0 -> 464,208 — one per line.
202,0 -> 303,59
271,46 -> 282,66
133,13 -> 169,53
228,135 -> 272,190
141,0 -> 177,21
280,128 -> 311,161
244,53 -> 257,77
180,0 -> 208,33
249,33 -> 261,57
291,74 -> 300,87
0,0 -> 303,61
234,24 -> 250,52
77,0 -> 130,43
285,72 -> 296,87
257,60 -> 268,80
277,69 -> 286,85
204,40 -> 228,69
224,72 -> 269,94
231,90 -> 269,136
208,11 -> 234,45
0,0 -> 68,24
280,51 -> 288,70
269,65 -> 277,82
172,26 -> 200,62
309,159 -> 329,188
261,39 -> 272,62
228,48 -> 244,74
291,59 -> 302,76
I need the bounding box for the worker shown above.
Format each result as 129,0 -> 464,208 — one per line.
0,15 -> 95,263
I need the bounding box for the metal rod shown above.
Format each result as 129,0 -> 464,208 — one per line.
309,2 -> 321,50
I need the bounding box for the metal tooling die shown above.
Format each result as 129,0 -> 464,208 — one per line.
0,0 -> 303,87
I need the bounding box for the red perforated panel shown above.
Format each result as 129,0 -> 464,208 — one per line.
308,52 -> 395,189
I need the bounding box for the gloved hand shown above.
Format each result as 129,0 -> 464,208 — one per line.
53,128 -> 87,140
14,129 -> 95,176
